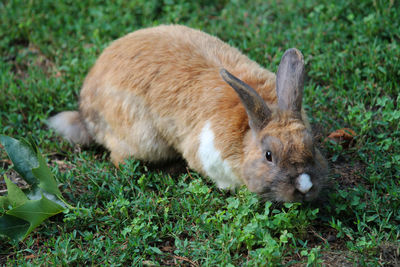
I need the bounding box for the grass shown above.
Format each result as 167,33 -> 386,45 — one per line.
1,0 -> 399,265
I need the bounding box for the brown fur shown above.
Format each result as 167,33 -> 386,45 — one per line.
80,25 -> 275,170
50,25 -> 328,202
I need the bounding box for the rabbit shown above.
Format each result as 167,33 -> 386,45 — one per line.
49,24 -> 328,202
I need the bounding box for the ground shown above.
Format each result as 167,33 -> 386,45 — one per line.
1,0 -> 399,266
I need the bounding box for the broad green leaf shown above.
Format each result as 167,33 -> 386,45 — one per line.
0,135 -> 70,242
0,135 -> 38,185
4,175 -> 28,208
32,151 -> 62,198
0,214 -> 30,241
7,195 -> 65,239
1,134 -> 63,201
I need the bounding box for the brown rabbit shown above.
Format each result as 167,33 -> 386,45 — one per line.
49,25 -> 328,202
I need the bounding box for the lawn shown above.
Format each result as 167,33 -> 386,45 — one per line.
1,0 -> 399,265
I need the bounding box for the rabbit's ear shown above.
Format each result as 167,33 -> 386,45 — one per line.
276,48 -> 305,113
220,69 -> 271,131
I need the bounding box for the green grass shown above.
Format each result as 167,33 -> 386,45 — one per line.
1,0 -> 399,265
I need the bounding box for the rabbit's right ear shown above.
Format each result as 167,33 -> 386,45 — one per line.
220,69 -> 271,132
276,48 -> 305,113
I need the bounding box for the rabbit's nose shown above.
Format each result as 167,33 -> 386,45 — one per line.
296,173 -> 313,194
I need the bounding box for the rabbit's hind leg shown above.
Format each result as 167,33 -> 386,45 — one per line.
94,109 -> 179,167
107,123 -> 180,167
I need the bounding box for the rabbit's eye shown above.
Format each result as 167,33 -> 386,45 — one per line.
266,151 -> 272,162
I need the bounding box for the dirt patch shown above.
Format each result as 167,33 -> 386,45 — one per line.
6,43 -> 61,80
331,160 -> 366,189
379,242 -> 400,267
158,238 -> 199,266
312,121 -> 367,190
320,250 -> 354,266
320,241 -> 400,266
28,44 -> 60,76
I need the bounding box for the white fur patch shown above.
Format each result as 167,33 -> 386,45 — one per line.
297,173 -> 313,193
48,111 -> 91,145
198,121 -> 241,190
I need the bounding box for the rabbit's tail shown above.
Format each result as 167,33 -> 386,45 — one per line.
48,111 -> 92,145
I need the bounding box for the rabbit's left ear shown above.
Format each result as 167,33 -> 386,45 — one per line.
220,69 -> 271,132
276,48 -> 305,113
